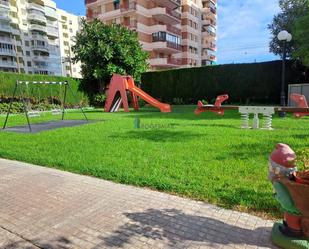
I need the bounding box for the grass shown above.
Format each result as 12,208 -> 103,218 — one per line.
0,106 -> 308,218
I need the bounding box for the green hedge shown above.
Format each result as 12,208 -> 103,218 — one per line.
0,72 -> 87,105
141,60 -> 308,104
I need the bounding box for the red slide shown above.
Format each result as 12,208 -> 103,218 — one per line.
105,74 -> 171,113
127,84 -> 171,113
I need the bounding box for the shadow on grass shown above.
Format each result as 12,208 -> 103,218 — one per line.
3,236 -> 71,249
109,130 -> 201,142
97,208 -> 272,248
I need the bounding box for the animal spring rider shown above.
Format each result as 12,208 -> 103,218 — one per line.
195,94 -> 309,130
290,93 -> 309,118
269,144 -> 309,249
195,94 -> 229,116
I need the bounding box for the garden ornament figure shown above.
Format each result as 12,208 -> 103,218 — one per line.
269,143 -> 309,249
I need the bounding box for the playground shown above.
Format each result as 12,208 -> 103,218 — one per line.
0,105 -> 308,218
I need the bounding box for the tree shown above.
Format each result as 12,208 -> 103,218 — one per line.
72,19 -> 149,100
268,0 -> 308,58
293,3 -> 309,65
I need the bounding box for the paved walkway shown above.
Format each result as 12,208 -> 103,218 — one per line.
0,159 -> 276,249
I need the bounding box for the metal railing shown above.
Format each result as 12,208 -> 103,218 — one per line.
167,41 -> 182,51
0,48 -> 16,55
0,60 -> 17,67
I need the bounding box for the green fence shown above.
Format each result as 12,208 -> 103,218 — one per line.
141,60 -> 307,104
0,72 -> 87,106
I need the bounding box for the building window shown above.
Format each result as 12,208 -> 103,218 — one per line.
113,0 -> 120,9
26,51 -> 30,56
27,61 -> 31,67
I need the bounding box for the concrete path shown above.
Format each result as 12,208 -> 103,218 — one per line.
0,159 -> 276,249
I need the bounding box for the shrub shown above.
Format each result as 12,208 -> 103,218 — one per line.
141,60 -> 308,105
0,71 -> 88,106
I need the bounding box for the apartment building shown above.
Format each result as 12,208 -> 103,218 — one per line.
57,9 -> 83,78
0,0 -> 82,78
85,0 -> 217,70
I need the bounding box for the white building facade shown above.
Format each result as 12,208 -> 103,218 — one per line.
0,0 -> 82,78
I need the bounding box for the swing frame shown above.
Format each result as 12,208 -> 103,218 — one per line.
2,80 -> 88,132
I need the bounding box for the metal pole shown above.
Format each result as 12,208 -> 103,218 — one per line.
61,83 -> 67,121
279,40 -> 287,117
2,81 -> 18,130
66,81 -> 88,122
22,95 -> 32,132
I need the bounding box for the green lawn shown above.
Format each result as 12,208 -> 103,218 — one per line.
0,106 -> 308,218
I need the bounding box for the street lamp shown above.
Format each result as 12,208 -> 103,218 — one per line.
277,30 -> 292,117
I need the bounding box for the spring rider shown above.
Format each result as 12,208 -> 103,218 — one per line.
269,144 -> 309,249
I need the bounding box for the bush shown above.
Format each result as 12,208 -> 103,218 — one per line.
0,71 -> 88,106
92,93 -> 106,107
141,60 -> 309,105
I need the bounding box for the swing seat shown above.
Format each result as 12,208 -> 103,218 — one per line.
51,109 -> 62,115
28,111 -> 40,117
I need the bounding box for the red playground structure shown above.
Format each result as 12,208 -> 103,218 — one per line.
105,74 -> 171,113
289,93 -> 309,118
195,94 -> 229,116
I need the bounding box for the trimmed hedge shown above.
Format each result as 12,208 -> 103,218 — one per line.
0,72 -> 87,105
141,60 -> 308,104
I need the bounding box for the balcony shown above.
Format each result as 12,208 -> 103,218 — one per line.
28,2 -> 45,12
0,10 -> 10,21
149,24 -> 181,36
29,24 -> 46,33
151,7 -> 181,25
0,48 -> 16,56
28,13 -> 47,23
32,55 -> 49,61
0,60 -> 17,68
33,63 -> 49,69
0,0 -> 9,8
120,1 -> 136,13
0,24 -> 11,33
149,57 -> 182,68
0,36 -> 13,44
202,53 -> 216,62
202,25 -> 216,37
153,0 -> 181,9
45,8 -> 57,20
46,26 -> 58,38
151,41 -> 182,53
123,20 -> 137,30
98,9 -> 121,21
203,42 -> 216,52
32,44 -> 49,53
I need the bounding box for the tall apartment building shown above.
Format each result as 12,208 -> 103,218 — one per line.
57,9 -> 83,78
85,0 -> 217,70
0,0 -> 82,78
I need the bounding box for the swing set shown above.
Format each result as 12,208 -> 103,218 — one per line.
2,80 -> 88,132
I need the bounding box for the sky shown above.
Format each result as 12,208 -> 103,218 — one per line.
54,0 -> 281,64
